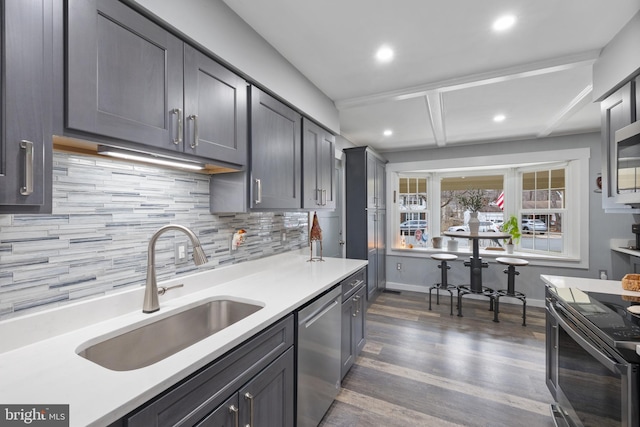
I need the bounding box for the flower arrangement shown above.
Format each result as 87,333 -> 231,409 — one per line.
456,189 -> 486,213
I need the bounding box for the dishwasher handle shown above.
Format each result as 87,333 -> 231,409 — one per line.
303,299 -> 339,329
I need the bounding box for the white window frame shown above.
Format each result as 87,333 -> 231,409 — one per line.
386,148 -> 590,268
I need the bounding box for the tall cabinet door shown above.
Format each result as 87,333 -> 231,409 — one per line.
0,0 -> 52,212
250,87 -> 301,209
66,0 -> 183,151
376,209 -> 386,291
184,45 -> 247,165
366,153 -> 377,208
302,119 -> 335,209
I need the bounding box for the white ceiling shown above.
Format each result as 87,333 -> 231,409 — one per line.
222,0 -> 640,153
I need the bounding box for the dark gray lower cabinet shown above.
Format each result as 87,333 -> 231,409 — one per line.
123,315 -> 294,427
197,349 -> 294,427
340,268 -> 367,380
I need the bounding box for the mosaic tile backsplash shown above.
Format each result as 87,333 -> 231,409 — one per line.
0,152 -> 309,319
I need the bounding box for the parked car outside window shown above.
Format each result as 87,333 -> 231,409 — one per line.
522,219 -> 547,233
447,222 -> 499,233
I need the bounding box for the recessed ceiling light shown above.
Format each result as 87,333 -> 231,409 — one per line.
383,129 -> 393,136
493,114 -> 506,123
492,15 -> 516,32
376,46 -> 394,63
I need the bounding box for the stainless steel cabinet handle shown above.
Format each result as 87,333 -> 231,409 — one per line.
188,114 -> 199,148
244,392 -> 254,427
255,179 -> 262,204
316,188 -> 322,205
171,108 -> 182,145
322,189 -> 327,206
19,140 -> 34,196
229,404 -> 239,427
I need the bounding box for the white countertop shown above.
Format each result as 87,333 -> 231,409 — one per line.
540,274 -> 636,295
0,252 -> 367,427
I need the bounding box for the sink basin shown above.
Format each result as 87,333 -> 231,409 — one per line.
77,299 -> 263,371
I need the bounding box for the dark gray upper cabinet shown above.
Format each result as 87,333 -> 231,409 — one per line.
184,45 -> 247,165
600,81 -> 635,210
250,87 -> 301,210
302,118 -> 335,210
66,0 -> 247,166
0,0 -> 53,213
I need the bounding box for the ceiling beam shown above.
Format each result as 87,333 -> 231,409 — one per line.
537,84 -> 593,137
424,92 -> 447,147
335,50 -> 601,110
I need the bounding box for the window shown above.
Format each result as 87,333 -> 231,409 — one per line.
388,147 -> 589,265
398,176 -> 429,248
440,175 -> 505,250
520,167 -> 566,254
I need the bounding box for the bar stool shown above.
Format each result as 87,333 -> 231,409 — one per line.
494,257 -> 529,326
429,253 -> 458,316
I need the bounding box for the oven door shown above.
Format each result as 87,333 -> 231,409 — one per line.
549,302 -> 639,427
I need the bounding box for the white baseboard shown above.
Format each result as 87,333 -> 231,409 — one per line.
384,281 -> 545,308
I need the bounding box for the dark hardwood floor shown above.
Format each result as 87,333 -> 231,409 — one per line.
320,291 -> 555,427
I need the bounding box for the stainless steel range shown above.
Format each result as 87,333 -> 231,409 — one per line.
546,286 -> 640,427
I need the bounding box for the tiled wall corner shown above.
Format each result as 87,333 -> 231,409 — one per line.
0,152 -> 309,319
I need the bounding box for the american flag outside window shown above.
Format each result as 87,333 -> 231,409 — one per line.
496,192 -> 504,211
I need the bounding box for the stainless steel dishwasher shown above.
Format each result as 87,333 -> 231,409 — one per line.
297,286 -> 342,427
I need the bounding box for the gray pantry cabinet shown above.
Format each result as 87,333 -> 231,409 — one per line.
0,0 -> 53,214
66,0 -> 247,166
340,268 -> 367,380
302,118 -> 336,209
600,80 -> 636,210
116,315 -> 295,427
345,146 -> 387,300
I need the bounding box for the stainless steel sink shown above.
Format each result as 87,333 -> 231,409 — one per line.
77,299 -> 263,371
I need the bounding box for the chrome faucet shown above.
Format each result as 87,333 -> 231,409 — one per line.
143,224 -> 208,313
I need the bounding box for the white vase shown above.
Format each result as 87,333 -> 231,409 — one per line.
447,238 -> 458,252
506,243 -> 514,254
468,212 -> 480,234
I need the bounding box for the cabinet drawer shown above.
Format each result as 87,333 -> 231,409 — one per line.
341,268 -> 366,302
126,315 -> 294,427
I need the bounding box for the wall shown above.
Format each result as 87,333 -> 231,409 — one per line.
129,0 -> 340,134
0,152 -> 309,319
382,132 -> 636,305
593,10 -> 640,101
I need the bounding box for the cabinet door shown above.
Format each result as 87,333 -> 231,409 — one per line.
67,0 -> 183,152
340,298 -> 355,380
353,286 -> 367,355
0,0 -> 52,212
196,394 -> 239,427
600,83 -> 634,209
239,347 -> 294,427
375,160 -> 386,210
366,153 -> 377,208
376,209 -> 386,290
302,119 -> 335,209
250,87 -> 301,209
184,45 -> 247,165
